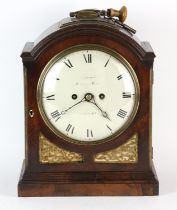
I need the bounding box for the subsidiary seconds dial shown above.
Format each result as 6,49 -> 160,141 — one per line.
37,45 -> 139,144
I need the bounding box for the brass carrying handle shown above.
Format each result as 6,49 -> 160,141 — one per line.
70,6 -> 136,33
107,6 -> 127,23
70,6 -> 127,23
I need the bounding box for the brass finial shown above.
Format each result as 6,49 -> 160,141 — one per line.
107,6 -> 127,23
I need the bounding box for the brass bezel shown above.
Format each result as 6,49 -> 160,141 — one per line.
37,44 -> 140,145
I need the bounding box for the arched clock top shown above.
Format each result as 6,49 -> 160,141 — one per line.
21,15 -> 155,65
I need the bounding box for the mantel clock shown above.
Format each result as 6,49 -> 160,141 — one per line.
18,6 -> 159,196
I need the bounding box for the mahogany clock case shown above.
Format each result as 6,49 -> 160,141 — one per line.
18,16 -> 159,196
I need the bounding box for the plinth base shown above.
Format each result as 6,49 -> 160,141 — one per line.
18,161 -> 159,196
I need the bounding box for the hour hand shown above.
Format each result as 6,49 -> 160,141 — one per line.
84,93 -> 111,121
102,111 -> 111,121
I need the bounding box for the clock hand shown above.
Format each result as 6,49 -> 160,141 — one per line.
60,93 -> 94,116
61,96 -> 85,114
83,93 -> 111,121
90,98 -> 111,121
60,93 -> 111,121
101,110 -> 111,121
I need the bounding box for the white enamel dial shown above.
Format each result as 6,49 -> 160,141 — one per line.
38,46 -> 139,143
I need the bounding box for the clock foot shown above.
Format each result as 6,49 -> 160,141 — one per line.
18,161 -> 159,196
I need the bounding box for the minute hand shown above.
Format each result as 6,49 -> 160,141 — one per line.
62,97 -> 85,114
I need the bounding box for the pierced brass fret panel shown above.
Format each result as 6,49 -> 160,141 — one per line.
39,133 -> 83,163
94,134 -> 138,163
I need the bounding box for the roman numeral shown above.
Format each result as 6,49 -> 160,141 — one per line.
46,94 -> 55,100
51,110 -> 61,121
122,92 -> 132,98
117,74 -> 123,80
83,54 -> 92,63
106,125 -> 112,133
117,109 -> 127,119
64,59 -> 73,68
87,129 -> 93,138
66,124 -> 74,134
104,56 -> 111,67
